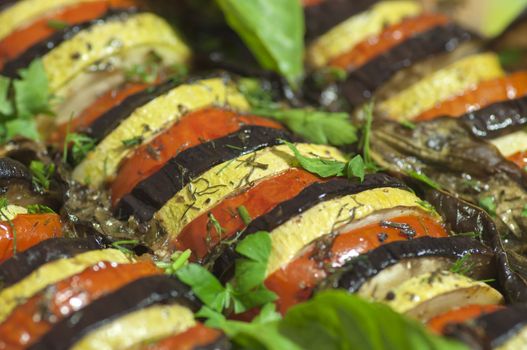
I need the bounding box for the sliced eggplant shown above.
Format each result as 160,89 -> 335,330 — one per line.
209,174 -> 408,279
0,157 -> 32,184
72,78 -> 249,188
0,248 -> 131,324
304,0 -> 376,40
339,23 -> 475,108
29,275 -> 200,350
0,236 -> 104,290
116,126 -> 295,222
322,236 -> 495,299
155,143 -> 346,242
445,304 -> 527,349
1,8 -> 138,78
81,79 -> 179,143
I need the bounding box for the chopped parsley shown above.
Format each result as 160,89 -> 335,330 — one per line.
237,205 -> 252,225
479,196 -> 496,217
47,19 -> 69,31
30,160 -> 55,191
26,204 -> 55,214
122,136 -> 143,148
63,132 -> 96,165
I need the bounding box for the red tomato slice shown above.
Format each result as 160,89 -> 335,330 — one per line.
330,14 -> 449,70
265,214 -> 448,314
0,0 -> 138,70
0,213 -> 62,262
508,150 -> 527,170
427,304 -> 503,334
110,108 -> 283,207
50,82 -> 150,146
140,324 -> 223,350
0,260 -> 160,349
415,71 -> 527,121
173,169 -> 322,260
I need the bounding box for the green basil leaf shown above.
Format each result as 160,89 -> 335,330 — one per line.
216,0 -> 304,86
283,140 -> 346,177
176,263 -> 226,312
254,108 -> 357,146
279,291 -> 469,350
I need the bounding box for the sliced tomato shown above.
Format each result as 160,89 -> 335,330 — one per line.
50,82 -> 151,146
0,213 -> 62,263
110,108 -> 284,207
330,14 -> 449,70
415,71 -> 527,121
0,260 -> 160,349
265,214 -> 448,314
0,0 -> 138,70
140,324 -> 223,350
427,304 -> 504,334
173,168 -> 321,260
508,150 -> 527,170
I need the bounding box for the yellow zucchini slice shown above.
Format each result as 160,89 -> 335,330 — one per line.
0,248 -> 132,323
378,270 -> 504,321
72,78 -> 249,188
307,1 -> 422,68
0,0 -> 101,41
157,143 -> 345,239
490,129 -> 527,157
71,304 -> 195,350
43,12 -> 189,93
379,53 -> 505,121
266,187 -> 429,276
0,204 -> 28,220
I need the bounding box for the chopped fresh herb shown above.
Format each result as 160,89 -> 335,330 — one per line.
122,136 -> 143,148
522,204 -> 527,217
0,198 -> 8,209
237,205 -> 252,225
110,239 -> 139,255
311,66 -> 347,88
407,170 -> 442,190
399,119 -> 416,130
125,51 -> 163,84
226,144 -> 244,151
26,204 -> 55,214
63,132 -> 96,165
416,200 -> 436,213
253,108 -> 358,146
216,0 -> 304,87
157,249 -> 191,275
30,160 -> 55,190
208,212 -> 225,236
237,78 -> 277,110
453,231 -> 481,240
479,196 -> 496,217
177,231 -> 276,315
47,19 -> 69,31
359,102 -> 380,172
479,278 -> 496,284
0,59 -> 52,142
346,155 -> 365,182
450,254 -> 474,276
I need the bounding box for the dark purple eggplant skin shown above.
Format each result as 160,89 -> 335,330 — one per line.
0,157 -> 32,184
115,126 -> 296,222
320,236 -> 495,294
1,8 -> 138,78
340,24 -> 474,108
28,275 -> 201,350
444,304 -> 527,350
0,236 -> 104,290
304,0 -> 375,40
461,96 -> 527,140
82,80 -> 178,143
207,173 -> 407,282
0,0 -> 15,13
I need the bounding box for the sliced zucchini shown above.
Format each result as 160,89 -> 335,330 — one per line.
379,270 -> 503,321
490,129 -> 527,157
72,78 -> 249,188
379,53 -> 505,121
267,187 -> 428,276
0,248 -> 131,323
156,143 -> 345,239
71,304 -> 195,350
0,204 -> 28,220
0,0 -> 101,40
307,1 -> 422,68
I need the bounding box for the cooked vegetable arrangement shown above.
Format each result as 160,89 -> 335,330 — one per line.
1,0 -> 527,349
